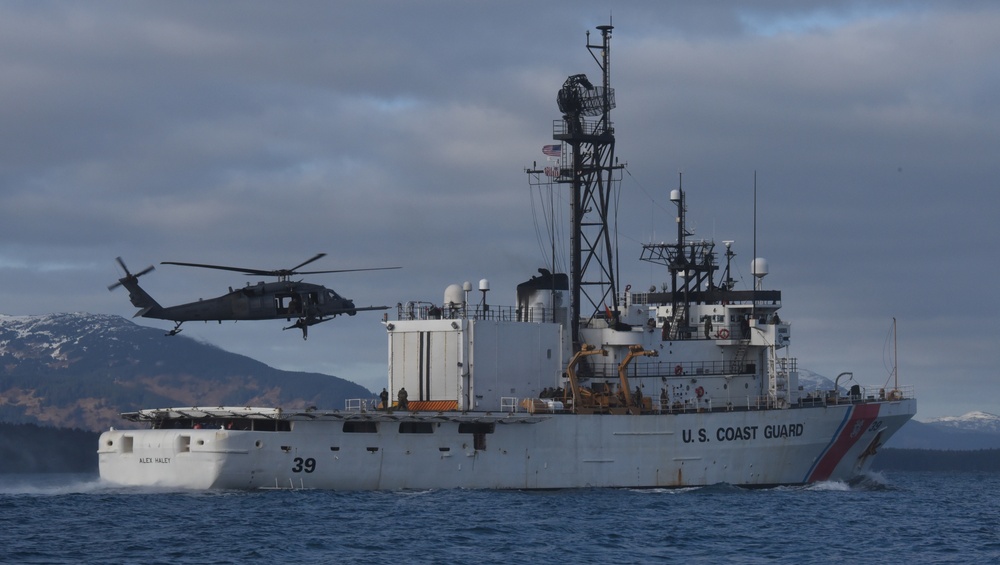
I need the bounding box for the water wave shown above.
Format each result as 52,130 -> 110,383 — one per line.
0,471 -> 996,564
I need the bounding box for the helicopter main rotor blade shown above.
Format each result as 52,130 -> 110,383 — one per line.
162,254 -> 329,278
162,254 -> 397,279
295,267 -> 401,275
288,253 -> 327,273
160,261 -> 275,276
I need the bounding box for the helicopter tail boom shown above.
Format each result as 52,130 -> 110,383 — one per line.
122,281 -> 164,318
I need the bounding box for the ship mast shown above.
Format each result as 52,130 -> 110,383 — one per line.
639,176 -> 720,334
549,23 -> 623,350
893,317 -> 899,390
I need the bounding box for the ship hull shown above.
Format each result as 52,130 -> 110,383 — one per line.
98,398 -> 914,490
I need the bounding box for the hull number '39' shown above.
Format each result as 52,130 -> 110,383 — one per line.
292,457 -> 316,473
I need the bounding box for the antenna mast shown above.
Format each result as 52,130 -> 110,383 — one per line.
893,317 -> 899,390
545,23 -> 623,350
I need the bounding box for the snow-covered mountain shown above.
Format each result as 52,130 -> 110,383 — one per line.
796,368 -> 836,392
885,412 -> 1000,450
926,411 -> 1000,434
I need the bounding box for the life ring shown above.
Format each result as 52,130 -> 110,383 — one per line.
695,386 -> 705,398
674,365 -> 683,375
717,328 -> 730,339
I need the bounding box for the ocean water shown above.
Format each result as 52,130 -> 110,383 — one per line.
0,471 -> 996,564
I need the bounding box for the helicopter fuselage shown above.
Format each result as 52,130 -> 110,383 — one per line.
148,281 -> 358,323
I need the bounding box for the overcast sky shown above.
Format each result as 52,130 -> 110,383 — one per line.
2,1 -> 996,420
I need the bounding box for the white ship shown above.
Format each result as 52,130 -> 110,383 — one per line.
98,24 -> 915,490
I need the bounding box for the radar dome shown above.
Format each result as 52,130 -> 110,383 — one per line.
752,258 -> 769,277
444,284 -> 464,307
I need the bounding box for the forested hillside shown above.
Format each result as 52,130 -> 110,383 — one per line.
872,448 -> 1000,473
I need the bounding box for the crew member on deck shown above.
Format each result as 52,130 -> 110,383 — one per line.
398,387 -> 409,411
380,388 -> 389,410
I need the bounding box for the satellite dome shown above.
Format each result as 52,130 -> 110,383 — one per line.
444,284 -> 464,307
752,258 -> 769,278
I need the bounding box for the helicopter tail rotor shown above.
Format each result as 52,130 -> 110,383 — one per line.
108,257 -> 155,291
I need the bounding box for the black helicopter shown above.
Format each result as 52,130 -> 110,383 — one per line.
109,254 -> 397,339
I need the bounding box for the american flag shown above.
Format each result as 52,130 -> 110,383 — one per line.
542,144 -> 561,157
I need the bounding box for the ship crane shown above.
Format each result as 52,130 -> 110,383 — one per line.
618,344 -> 659,414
